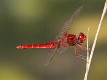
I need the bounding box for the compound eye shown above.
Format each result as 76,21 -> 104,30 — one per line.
79,33 -> 86,43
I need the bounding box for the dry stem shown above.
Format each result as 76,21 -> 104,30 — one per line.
83,0 -> 107,80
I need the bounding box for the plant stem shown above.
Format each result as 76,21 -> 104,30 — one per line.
83,0 -> 107,80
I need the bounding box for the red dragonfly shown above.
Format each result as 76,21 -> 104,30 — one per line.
16,6 -> 88,65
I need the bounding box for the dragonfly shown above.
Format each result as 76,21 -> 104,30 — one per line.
16,6 -> 89,65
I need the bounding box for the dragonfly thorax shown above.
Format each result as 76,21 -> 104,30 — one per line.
67,34 -> 77,46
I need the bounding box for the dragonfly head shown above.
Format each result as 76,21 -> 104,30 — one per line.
78,32 -> 86,43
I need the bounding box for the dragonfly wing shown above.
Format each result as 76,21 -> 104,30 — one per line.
44,47 -> 68,66
57,47 -> 69,54
45,47 -> 58,66
56,6 -> 83,39
45,37 -> 69,65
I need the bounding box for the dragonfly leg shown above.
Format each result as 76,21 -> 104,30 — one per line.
74,46 -> 86,60
77,44 -> 90,51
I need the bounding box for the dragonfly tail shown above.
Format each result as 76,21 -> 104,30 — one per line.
16,42 -> 57,49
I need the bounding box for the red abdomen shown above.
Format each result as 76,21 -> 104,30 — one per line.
16,42 -> 57,49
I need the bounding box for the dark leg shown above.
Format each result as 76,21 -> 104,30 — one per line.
74,46 -> 86,60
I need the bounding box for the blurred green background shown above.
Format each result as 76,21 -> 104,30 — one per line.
0,0 -> 107,80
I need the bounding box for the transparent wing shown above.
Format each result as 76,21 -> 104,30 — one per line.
56,6 -> 83,39
45,47 -> 57,66
45,34 -> 69,65
45,6 -> 83,65
44,47 -> 68,66
57,47 -> 68,54
56,33 -> 69,54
